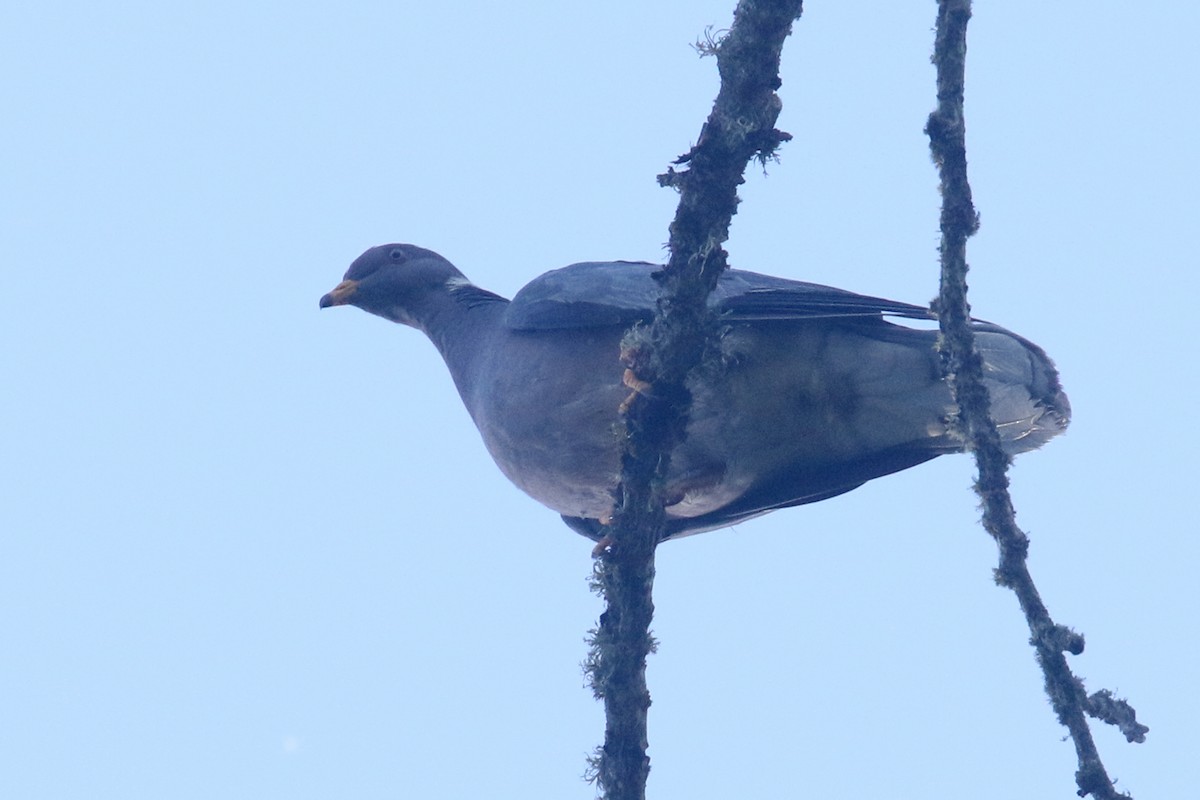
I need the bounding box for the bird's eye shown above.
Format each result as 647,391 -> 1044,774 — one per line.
389,248 -> 407,262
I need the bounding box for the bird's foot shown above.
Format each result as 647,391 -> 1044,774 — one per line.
590,508 -> 616,556
619,369 -> 655,413
622,368 -> 653,395
618,338 -> 656,413
591,534 -> 613,558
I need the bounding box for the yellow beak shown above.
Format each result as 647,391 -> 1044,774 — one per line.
319,279 -> 359,308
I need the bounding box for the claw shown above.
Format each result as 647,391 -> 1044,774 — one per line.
591,534 -> 613,557
622,368 -> 653,395
619,369 -> 655,413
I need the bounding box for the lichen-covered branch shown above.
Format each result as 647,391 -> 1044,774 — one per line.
925,2 -> 1145,798
583,2 -> 804,799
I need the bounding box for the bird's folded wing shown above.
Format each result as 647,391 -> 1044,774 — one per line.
504,261 -> 935,331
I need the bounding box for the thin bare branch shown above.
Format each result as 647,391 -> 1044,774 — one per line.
926,2 -> 1145,797
583,2 -> 804,798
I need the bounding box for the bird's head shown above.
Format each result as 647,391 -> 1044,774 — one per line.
319,244 -> 468,328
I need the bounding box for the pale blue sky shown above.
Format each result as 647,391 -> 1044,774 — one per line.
3,2 -> 1196,798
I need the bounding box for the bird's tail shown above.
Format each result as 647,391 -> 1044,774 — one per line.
970,324 -> 1071,454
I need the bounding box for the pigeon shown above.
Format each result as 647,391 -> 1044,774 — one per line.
320,244 -> 1069,541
